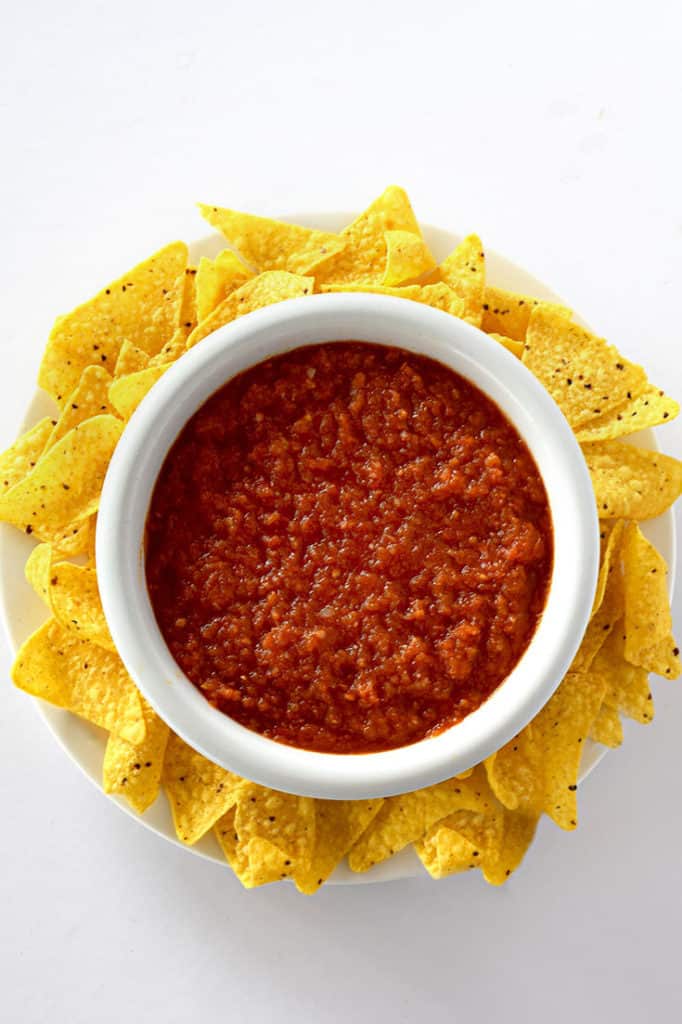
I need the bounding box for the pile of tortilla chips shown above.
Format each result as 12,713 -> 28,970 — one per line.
3,186 -> 682,892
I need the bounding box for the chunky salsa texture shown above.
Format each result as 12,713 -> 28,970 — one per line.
146,342 -> 552,753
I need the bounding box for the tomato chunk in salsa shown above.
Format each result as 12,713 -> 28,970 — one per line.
146,342 -> 552,754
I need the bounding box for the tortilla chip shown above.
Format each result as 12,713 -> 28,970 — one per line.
38,242 -> 187,403
534,671 -> 605,829
592,519 -> 626,616
621,522 -> 680,678
575,386 -> 679,443
591,628 -> 654,724
195,250 -> 253,323
113,341 -> 149,378
294,799 -> 384,894
44,365 -> 116,452
162,733 -> 243,844
481,285 -> 570,340
198,204 -> 345,276
321,281 -> 466,318
416,816 -> 481,878
417,801 -> 539,885
483,808 -> 540,885
217,784 -> 315,887
315,186 -> 421,286
108,365 -> 169,420
103,701 -> 170,813
571,546 -> 625,672
0,415 -> 123,537
487,671 -> 605,830
347,776 -> 490,872
523,307 -> 648,428
26,547 -> 114,651
435,234 -> 485,326
589,702 -> 623,748
48,518 -> 93,558
582,441 -> 682,519
0,419 -> 55,494
416,769 -> 540,884
11,618 -> 145,743
382,230 -> 436,286
489,333 -> 524,358
485,725 -> 542,813
176,265 -> 198,339
147,267 -> 198,367
186,271 -> 313,349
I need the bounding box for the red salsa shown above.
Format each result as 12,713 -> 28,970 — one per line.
146,342 -> 552,754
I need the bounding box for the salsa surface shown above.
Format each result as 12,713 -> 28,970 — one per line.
146,342 -> 552,754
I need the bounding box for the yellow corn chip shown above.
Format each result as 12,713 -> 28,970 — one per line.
38,243 -> 187,403
113,341 -> 149,378
146,267 -> 199,367
592,628 -> 654,724
487,671 -> 605,830
195,250 -> 253,323
485,725 -> 542,814
108,364 -> 169,420
162,733 -> 243,844
435,234 -> 485,326
575,386 -> 679,443
488,333 -> 524,358
382,230 -> 436,286
416,817 -> 480,878
417,797 -> 539,886
524,308 -> 649,428
534,671 -> 606,829
582,440 -> 682,519
11,618 -> 145,743
218,783 -> 315,887
315,186 -> 421,286
348,776 -> 490,872
176,265 -> 198,339
0,418 -> 55,494
44,365 -> 116,452
571,547 -> 624,673
198,205 -> 345,275
295,799 -> 384,894
482,808 -> 540,885
589,702 -> 623,747
25,547 -> 114,651
186,271 -> 313,349
592,519 -> 625,616
321,281 -> 466,318
0,415 -> 123,537
25,541 -> 52,603
48,517 -> 93,558
103,700 -> 170,813
481,285 -> 570,340
621,522 -> 680,678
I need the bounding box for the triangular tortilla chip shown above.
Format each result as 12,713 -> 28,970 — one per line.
434,234 -> 485,326
582,441 -> 682,520
315,186 -> 421,285
11,618 -> 145,743
38,242 -> 187,403
382,230 -> 436,286
199,204 -> 345,275
186,271 -> 313,349
103,701 -> 170,813
523,306 -> 648,428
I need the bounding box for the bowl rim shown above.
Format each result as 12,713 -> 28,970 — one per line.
96,291 -> 599,799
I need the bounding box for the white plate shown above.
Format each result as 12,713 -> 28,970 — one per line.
0,213 -> 675,885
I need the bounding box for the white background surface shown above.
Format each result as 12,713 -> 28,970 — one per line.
2,1 -> 682,1021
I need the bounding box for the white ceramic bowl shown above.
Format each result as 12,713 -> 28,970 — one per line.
97,292 -> 599,800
